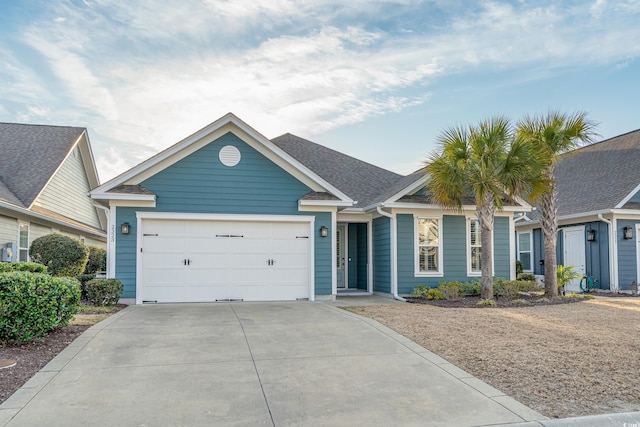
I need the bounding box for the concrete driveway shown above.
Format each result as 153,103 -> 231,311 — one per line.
0,300 -> 546,426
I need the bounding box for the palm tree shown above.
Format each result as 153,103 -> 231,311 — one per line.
517,111 -> 597,297
426,116 -> 537,300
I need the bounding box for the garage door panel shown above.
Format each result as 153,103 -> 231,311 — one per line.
141,219 -> 310,302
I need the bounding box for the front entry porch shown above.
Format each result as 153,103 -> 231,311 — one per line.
336,222 -> 370,294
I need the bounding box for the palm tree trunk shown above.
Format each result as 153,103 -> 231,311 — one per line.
539,169 -> 559,297
478,194 -> 496,300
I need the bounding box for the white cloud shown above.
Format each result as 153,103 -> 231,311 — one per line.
4,0 -> 640,180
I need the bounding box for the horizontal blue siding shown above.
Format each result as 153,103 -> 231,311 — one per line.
115,132 -> 333,298
373,217 -> 390,293
397,214 -> 513,294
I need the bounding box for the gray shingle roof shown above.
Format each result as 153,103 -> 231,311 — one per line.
271,133 -> 404,207
107,184 -> 155,195
0,123 -> 85,207
529,128 -> 640,220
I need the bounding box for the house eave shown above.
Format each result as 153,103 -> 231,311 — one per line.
0,200 -> 107,239
298,199 -> 354,208
91,193 -> 157,202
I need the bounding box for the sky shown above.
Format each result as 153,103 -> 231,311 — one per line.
1,0 -> 639,182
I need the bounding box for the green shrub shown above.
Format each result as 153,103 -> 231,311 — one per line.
0,272 -> 80,342
438,281 -> 462,301
0,262 -> 48,273
516,260 -> 523,276
83,247 -> 107,274
493,278 -> 539,299
29,233 -> 89,277
76,273 -> 97,299
477,298 -> 496,306
517,273 -> 536,281
426,288 -> 444,300
85,278 -> 123,306
461,280 -> 481,296
411,285 -> 431,298
511,298 -> 531,306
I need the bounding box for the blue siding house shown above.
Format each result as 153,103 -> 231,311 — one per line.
91,113 -> 528,304
516,129 -> 640,293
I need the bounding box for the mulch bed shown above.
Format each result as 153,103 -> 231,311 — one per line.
405,293 -> 590,308
0,325 -> 90,403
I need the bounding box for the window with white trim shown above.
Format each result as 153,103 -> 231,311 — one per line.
517,232 -> 532,272
19,223 -> 29,262
468,219 -> 481,274
415,217 -> 442,275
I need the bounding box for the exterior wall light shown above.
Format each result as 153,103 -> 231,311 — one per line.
587,229 -> 596,242
320,226 -> 328,238
121,222 -> 131,235
623,226 -> 633,240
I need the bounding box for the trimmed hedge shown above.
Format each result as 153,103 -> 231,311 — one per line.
29,233 -> 89,277
0,262 -> 48,273
0,272 -> 80,342
84,246 -> 106,274
85,278 -> 123,306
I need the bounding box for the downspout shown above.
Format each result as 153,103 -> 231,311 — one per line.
598,214 -> 618,292
376,206 -> 405,302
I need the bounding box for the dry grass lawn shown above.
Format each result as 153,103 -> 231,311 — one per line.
347,297 -> 640,419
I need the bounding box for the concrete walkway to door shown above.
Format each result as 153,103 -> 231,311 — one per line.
0,300 -> 547,426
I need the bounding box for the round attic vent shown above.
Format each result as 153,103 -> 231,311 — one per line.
219,145 -> 241,167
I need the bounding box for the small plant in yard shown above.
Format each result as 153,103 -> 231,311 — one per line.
461,280 -> 481,296
438,281 -> 463,301
477,298 -> 496,306
411,285 -> 431,298
85,278 -> 124,306
426,288 -> 444,300
517,273 -> 536,281
511,298 -> 531,305
557,264 -> 581,295
564,292 -> 595,300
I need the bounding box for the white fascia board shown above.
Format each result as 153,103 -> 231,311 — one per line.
91,113 -> 353,204
136,211 -> 316,223
92,193 -> 156,202
0,200 -> 106,238
337,212 -> 373,222
383,174 -> 428,204
615,183 -> 640,208
298,199 -> 353,207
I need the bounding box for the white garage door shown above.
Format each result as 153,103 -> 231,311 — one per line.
140,219 -> 311,302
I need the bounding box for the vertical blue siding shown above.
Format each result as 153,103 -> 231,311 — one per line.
493,217 -> 510,279
373,216 -> 391,293
356,223 -> 368,290
617,219 -> 639,290
396,214 -> 512,294
533,229 -> 543,275
115,132 -> 334,298
585,222 -> 610,289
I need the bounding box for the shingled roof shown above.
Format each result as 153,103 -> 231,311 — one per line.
271,133 -> 405,207
0,123 -> 86,207
529,128 -> 640,220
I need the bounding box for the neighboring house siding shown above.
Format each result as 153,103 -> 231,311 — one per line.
0,214 -> 16,246
396,214 -> 512,294
30,223 -> 52,244
532,229 -> 543,275
628,190 -> 640,204
85,236 -> 107,248
585,221 -> 610,290
617,219 -> 640,290
34,147 -> 101,229
114,132 -> 332,299
373,216 -> 390,293
493,216 -> 511,279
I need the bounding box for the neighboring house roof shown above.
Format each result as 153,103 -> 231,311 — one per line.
527,128 -> 640,221
268,133 -> 404,207
0,123 -> 86,207
0,122 -> 106,235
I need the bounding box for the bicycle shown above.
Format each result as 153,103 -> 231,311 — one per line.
579,275 -> 599,293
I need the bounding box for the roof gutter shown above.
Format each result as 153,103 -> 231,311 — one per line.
376,205 -> 405,302
598,214 -> 618,292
